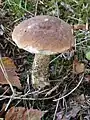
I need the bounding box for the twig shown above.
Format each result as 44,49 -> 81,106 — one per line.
45,84 -> 59,97
0,91 -> 61,101
4,35 -> 16,46
53,73 -> 84,101
0,87 -> 9,97
5,96 -> 13,111
53,85 -> 67,120
14,89 -> 49,106
53,97 -> 60,120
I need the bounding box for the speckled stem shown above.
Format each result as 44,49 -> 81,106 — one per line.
32,54 -> 50,88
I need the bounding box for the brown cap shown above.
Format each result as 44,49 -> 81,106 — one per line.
12,15 -> 74,55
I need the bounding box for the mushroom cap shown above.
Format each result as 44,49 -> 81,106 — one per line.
12,15 -> 74,55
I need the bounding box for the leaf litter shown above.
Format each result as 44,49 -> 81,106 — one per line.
0,1 -> 90,120
5,106 -> 45,120
0,57 -> 22,89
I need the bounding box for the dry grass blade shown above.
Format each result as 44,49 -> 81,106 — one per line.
53,73 -> 84,101
35,0 -> 38,16
53,85 -> 67,120
45,84 -> 59,97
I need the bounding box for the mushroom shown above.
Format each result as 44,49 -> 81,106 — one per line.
12,15 -> 74,89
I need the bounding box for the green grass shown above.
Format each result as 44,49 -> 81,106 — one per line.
3,0 -> 90,22
3,0 -> 90,59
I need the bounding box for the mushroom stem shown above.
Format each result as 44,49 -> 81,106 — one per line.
32,54 -> 50,88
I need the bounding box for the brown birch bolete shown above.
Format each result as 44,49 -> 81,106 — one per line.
12,15 -> 74,89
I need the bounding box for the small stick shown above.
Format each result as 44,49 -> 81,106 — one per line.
53,73 -> 84,101
53,85 -> 67,120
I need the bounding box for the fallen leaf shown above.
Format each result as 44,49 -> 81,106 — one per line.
56,105 -> 80,120
76,94 -> 85,104
0,0 -> 2,5
5,107 -> 45,120
0,57 -> 22,89
84,75 -> 90,83
71,24 -> 86,30
73,56 -> 85,74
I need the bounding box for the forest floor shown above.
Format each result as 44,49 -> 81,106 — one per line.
0,0 -> 90,120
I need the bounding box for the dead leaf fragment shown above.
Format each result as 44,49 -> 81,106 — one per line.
84,75 -> 90,83
56,105 -> 80,120
0,0 -> 2,5
73,56 -> 85,74
71,24 -> 86,30
5,107 -> 45,120
0,57 -> 22,89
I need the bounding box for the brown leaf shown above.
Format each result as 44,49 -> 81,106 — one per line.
0,0 -> 2,5
0,57 -> 22,89
0,0 -> 3,6
73,56 -> 85,74
76,94 -> 85,104
5,107 -> 45,120
84,75 -> 90,83
71,24 -> 86,30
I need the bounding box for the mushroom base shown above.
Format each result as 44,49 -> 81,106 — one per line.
32,54 -> 50,88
